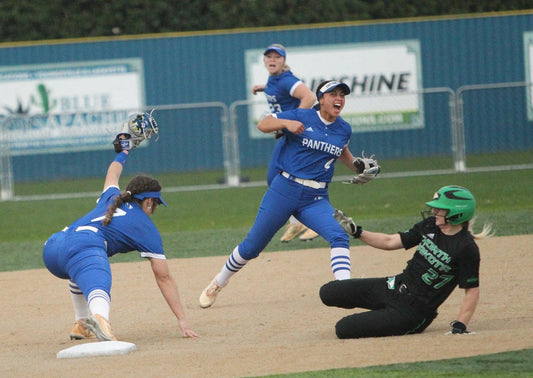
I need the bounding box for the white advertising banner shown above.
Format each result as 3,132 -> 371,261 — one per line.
0,59 -> 145,155
245,41 -> 423,138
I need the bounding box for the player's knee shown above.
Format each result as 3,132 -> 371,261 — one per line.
238,249 -> 259,260
319,281 -> 336,306
335,319 -> 354,339
335,315 -> 363,339
236,244 -> 261,260
329,231 -> 350,248
319,284 -> 329,305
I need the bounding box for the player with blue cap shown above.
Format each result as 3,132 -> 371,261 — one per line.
251,43 -> 319,242
200,80 -> 380,308
43,112 -> 198,342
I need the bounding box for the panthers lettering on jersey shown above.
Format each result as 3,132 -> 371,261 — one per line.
274,108 -> 352,183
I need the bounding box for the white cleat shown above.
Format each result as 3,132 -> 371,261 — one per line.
280,223 -> 307,242
86,314 -> 117,341
199,278 -> 225,308
299,228 -> 319,241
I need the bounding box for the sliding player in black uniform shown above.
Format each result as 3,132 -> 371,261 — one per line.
320,185 -> 492,338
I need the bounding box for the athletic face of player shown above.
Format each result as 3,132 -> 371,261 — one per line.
264,52 -> 285,76
432,208 -> 448,224
319,88 -> 346,122
432,207 -> 463,235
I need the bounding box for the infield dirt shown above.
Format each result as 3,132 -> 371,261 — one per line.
1,235 -> 532,377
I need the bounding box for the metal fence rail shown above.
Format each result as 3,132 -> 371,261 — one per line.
1,82 -> 533,201
0,116 -> 14,200
230,87 -> 457,174
457,81 -> 533,168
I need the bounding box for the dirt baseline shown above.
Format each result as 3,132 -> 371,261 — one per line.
1,235 -> 532,377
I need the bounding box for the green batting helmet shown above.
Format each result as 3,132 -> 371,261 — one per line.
425,185 -> 476,225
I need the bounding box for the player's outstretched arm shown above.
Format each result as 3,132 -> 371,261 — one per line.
449,287 -> 479,334
359,229 -> 403,250
103,150 -> 128,191
334,209 -> 403,250
149,257 -> 199,338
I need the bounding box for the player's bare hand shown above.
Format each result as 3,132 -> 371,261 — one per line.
286,120 -> 305,134
182,328 -> 200,338
181,327 -> 200,338
252,85 -> 265,95
179,320 -> 200,338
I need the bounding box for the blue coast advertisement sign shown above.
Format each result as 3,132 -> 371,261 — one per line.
0,59 -> 145,155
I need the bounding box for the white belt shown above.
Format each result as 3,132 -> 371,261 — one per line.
281,171 -> 327,189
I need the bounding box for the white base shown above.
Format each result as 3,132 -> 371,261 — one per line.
57,341 -> 136,359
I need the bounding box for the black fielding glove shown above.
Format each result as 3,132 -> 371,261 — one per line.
113,134 -> 133,153
450,320 -> 469,334
113,135 -> 124,153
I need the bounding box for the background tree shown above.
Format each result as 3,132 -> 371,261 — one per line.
0,0 -> 531,42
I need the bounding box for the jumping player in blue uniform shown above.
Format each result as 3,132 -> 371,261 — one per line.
43,113 -> 199,341
199,80 -> 378,308
252,44 -> 318,242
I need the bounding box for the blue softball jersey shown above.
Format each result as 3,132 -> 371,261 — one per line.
274,108 -> 352,183
264,71 -> 303,112
66,185 -> 165,258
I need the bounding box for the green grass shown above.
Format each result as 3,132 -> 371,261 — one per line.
1,165 -> 532,377
1,169 -> 532,271
262,348 -> 533,377
11,150 -> 533,196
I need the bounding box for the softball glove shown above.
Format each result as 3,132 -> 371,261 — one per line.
113,109 -> 159,152
345,152 -> 380,184
333,209 -> 363,239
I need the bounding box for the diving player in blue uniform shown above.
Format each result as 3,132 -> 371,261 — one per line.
43,113 -> 199,341
200,80 -> 372,308
252,44 -> 318,242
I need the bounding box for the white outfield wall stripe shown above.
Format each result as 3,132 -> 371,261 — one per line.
9,164 -> 533,203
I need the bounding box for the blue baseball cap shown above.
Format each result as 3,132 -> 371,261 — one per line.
264,44 -> 286,57
132,191 -> 167,207
316,80 -> 351,100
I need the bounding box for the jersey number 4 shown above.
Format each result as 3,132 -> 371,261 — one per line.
421,268 -> 453,289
